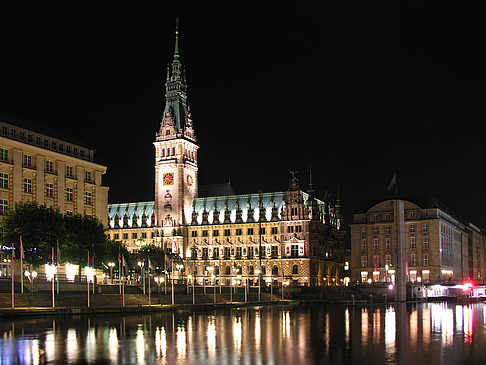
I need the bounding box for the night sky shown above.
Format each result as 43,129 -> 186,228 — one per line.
1,4 -> 484,227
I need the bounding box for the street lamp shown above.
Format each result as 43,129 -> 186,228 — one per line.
108,262 -> 115,284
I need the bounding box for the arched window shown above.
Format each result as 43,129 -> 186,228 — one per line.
272,265 -> 279,275
249,266 -> 254,275
292,264 -> 298,275
225,266 -> 231,275
261,265 -> 266,275
237,266 -> 242,275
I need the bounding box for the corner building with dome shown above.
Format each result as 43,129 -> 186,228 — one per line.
106,27 -> 346,287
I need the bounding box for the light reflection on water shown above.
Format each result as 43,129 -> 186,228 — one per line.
1,303 -> 486,364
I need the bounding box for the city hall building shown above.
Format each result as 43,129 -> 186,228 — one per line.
106,28 -> 346,287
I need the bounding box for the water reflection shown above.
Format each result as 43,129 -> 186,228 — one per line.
1,303 -> 486,364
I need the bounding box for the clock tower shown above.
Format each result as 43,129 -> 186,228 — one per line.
154,21 -> 198,254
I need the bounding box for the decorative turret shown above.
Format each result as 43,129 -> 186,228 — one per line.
306,165 -> 319,221
157,18 -> 195,142
335,186 -> 344,230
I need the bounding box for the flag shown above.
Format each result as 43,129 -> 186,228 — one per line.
387,172 -> 397,192
20,236 -> 24,261
56,240 -> 60,267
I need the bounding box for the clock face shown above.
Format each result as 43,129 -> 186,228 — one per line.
186,174 -> 193,187
163,173 -> 174,185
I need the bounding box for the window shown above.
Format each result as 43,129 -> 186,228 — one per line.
423,253 -> 429,266
410,211 -> 416,219
249,265 -> 254,275
66,145 -> 71,154
51,141 -> 57,150
23,178 -> 32,193
295,225 -> 302,233
202,230 -> 208,237
372,227 -> 378,235
292,265 -> 298,275
36,136 -> 41,145
373,255 -> 380,267
410,224 -> 415,233
0,199 -> 8,215
114,233 -> 119,240
291,244 -> 298,257
385,238 -> 391,250
66,187 -> 73,201
85,171 -> 92,182
225,266 -> 231,275
361,239 -> 367,251
213,248 -> 219,259
287,226 -> 294,233
385,213 -> 391,220
66,166 -> 73,178
132,233 -> 137,239
236,229 -> 242,236
28,134 -> 33,143
373,238 -> 379,251
247,228 -> 254,235
122,233 -> 128,240
361,255 -> 368,267
236,247 -> 242,258
423,236 -> 429,248
213,230 -> 219,236
85,192 -> 92,205
224,247 -> 230,259
46,183 -> 53,198
271,245 -> 278,258
272,265 -> 279,275
23,154 -> 32,167
385,254 -> 391,267
410,253 -> 416,267
0,172 -> 8,189
422,223 -> 428,233
73,147 -> 78,156
202,247 -> 208,259
224,229 -> 230,236
361,227 -> 367,236
45,160 -> 53,173
141,232 -> 147,239
191,230 -> 197,237
248,246 -> 254,258
0,148 -> 8,162
59,144 -> 64,152
410,237 -> 416,249
43,139 -> 49,147
260,227 -> 266,235
1,126 -> 7,135
271,227 -> 278,234
385,226 -> 391,234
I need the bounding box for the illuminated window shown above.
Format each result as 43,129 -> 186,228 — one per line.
123,233 -> 128,240
385,254 -> 391,266
422,270 -> 430,281
114,233 -> 119,240
423,236 -> 429,248
191,231 -> 197,237
423,253 -> 429,266
361,271 -> 368,283
271,227 -> 278,234
132,232 -> 137,239
373,255 -> 380,267
213,230 -> 219,236
410,224 -> 415,233
373,238 -> 379,250
361,239 -> 367,251
247,228 -> 254,235
292,265 -> 298,275
236,229 -> 242,236
202,230 -> 208,237
372,226 -> 379,234
361,255 -> 368,267
422,223 -> 428,232
385,238 -> 391,250
385,226 -> 391,234
85,171 -> 92,183
141,232 -> 147,239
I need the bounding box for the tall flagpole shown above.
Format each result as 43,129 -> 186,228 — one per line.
87,250 -> 90,308
11,244 -> 15,309
51,246 -> 55,308
20,236 -> 23,294
56,240 -> 60,294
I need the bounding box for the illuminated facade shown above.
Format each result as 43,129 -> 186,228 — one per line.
106,26 -> 346,286
350,197 -> 486,284
0,114 -> 109,222
0,114 -> 109,276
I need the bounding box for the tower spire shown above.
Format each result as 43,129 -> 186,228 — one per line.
308,164 -> 314,195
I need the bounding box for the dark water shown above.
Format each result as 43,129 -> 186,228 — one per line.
1,302 -> 486,364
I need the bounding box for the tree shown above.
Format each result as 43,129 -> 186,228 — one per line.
63,213 -> 108,271
0,201 -> 65,266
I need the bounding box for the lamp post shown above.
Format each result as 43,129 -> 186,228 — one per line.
138,261 -> 145,294
108,262 -> 115,284
255,269 -> 261,302
24,270 -> 37,306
